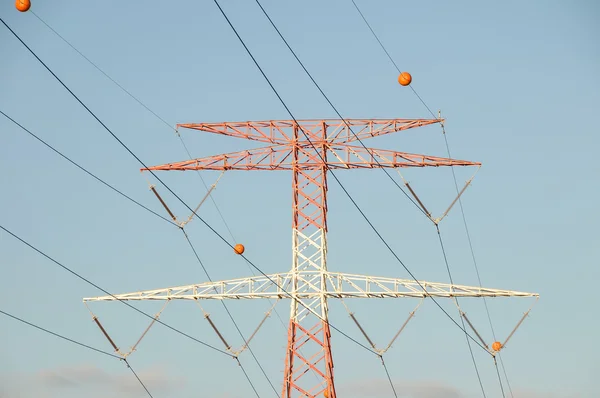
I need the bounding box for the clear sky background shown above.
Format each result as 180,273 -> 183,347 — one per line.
1,1 -> 598,397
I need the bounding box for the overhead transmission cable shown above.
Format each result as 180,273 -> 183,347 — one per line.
349,0 -> 491,393
0,308 -> 119,359
29,10 -> 235,241
437,227 -> 487,397
0,223 -> 231,357
0,309 -> 153,397
29,9 -> 245,246
30,9 -> 321,388
30,1 -> 309,317
32,6 -> 488,365
16,12 -> 337,393
3,15 -> 487,398
210,0 -> 490,354
182,230 -> 278,398
0,15 -> 377,361
17,1 -> 488,361
0,223 -> 265,397
348,0 -> 512,395
123,359 -> 155,398
1,24 -> 265,396
27,10 -> 325,389
5,6 -> 494,397
0,110 -> 175,227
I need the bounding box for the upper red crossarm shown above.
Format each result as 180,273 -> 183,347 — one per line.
175,118 -> 443,145
176,121 -> 294,144
325,118 -> 442,142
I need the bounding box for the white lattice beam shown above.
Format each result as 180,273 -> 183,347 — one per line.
83,272 -> 538,302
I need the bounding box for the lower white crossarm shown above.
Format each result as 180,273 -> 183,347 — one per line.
83,272 -> 538,302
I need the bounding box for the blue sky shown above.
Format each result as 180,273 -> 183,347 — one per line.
1,0 -> 598,397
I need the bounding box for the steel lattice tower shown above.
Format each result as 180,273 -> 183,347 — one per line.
84,118 -> 538,397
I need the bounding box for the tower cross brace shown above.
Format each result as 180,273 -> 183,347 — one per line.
84,119 -> 538,398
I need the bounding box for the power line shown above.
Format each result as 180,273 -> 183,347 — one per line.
347,0 -> 499,392
0,223 -> 232,358
123,359 -> 154,398
30,9 -> 240,247
19,6 -> 520,397
381,357 -> 399,398
3,14 -> 492,398
1,36 -> 273,395
27,15 -> 376,378
349,0 -> 436,119
29,11 -> 173,133
494,357 -> 507,398
1,309 -> 155,397
237,357 -> 262,398
0,308 -> 119,359
24,12 -> 282,393
442,129 -> 515,397
1,223 -> 263,395
0,98 -> 271,398
4,7 -> 498,398
0,109 -> 176,227
27,12 -> 303,384
251,0 -> 429,220
182,230 -> 278,398
0,16 -> 379,358
436,226 -> 487,397
347,1 -> 519,392
210,0 -> 490,354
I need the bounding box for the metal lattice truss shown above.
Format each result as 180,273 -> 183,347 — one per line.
175,119 -> 442,145
83,271 -> 538,303
144,144 -> 478,171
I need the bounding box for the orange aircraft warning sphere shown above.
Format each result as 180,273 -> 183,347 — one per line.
15,0 -> 31,12
492,341 -> 502,351
397,71 -> 412,86
233,243 -> 245,255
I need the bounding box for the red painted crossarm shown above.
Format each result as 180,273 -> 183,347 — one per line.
142,145 -> 295,171
326,144 -> 481,168
325,118 -> 442,142
142,143 -> 480,172
176,118 -> 442,145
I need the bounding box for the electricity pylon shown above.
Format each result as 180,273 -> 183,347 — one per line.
84,119 -> 538,397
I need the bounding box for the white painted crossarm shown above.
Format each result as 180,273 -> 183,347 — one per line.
326,272 -> 538,298
83,272 -> 538,302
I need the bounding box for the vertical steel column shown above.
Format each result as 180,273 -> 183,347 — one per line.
282,123 -> 335,397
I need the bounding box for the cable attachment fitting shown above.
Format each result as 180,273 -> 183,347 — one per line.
454,297 -> 539,357
438,110 -> 446,133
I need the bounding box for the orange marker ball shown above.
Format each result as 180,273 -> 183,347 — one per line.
233,243 -> 245,255
397,71 -> 412,86
15,0 -> 31,12
492,341 -> 502,351
323,391 -> 329,398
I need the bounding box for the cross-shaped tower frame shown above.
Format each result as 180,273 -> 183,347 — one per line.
84,118 -> 538,397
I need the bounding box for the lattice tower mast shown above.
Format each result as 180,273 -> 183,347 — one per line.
84,119 -> 539,398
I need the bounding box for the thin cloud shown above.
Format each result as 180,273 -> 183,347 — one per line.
35,363 -> 186,395
0,363 -> 185,398
337,378 -> 465,398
